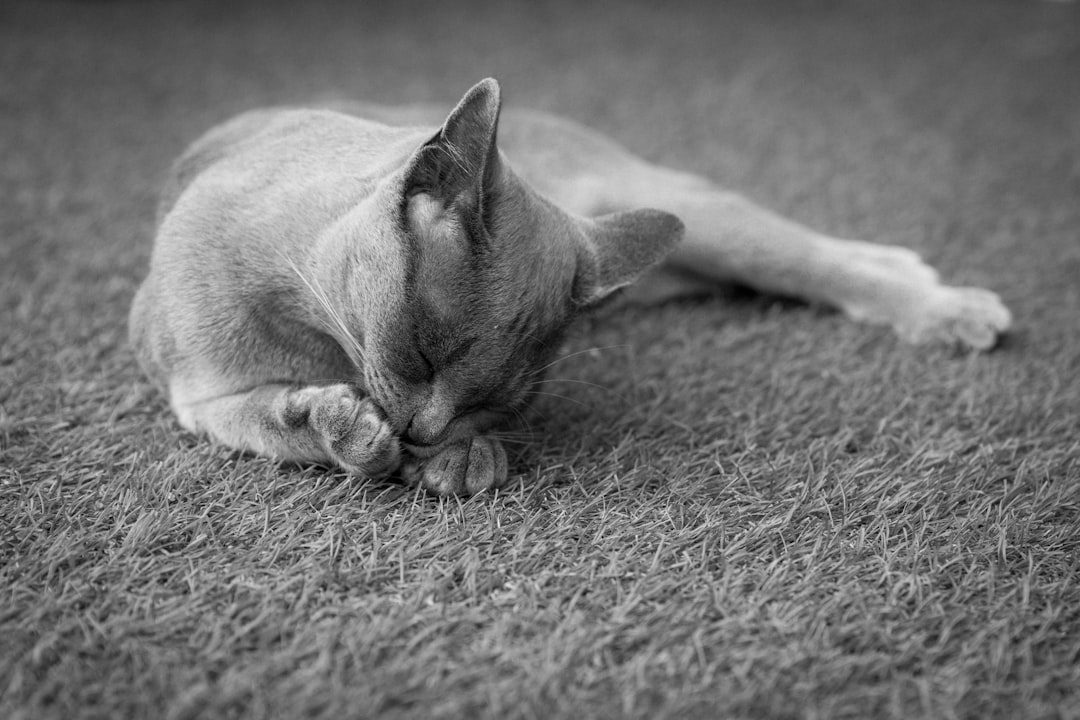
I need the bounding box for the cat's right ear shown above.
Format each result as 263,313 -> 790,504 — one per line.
573,209 -> 684,308
403,78 -> 502,213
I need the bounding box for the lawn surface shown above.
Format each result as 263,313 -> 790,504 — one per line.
2,1 -> 1080,718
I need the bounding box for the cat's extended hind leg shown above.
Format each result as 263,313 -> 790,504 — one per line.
627,168 -> 1010,349
511,118 -> 1011,350
170,379 -> 401,477
646,176 -> 1012,349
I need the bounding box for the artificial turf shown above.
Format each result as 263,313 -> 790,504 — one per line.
2,1 -> 1079,718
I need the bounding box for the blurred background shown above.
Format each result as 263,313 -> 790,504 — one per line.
3,3 -> 1080,718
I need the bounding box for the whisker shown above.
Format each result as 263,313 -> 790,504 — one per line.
529,377 -> 612,392
524,389 -> 592,409
278,249 -> 366,367
486,427 -> 536,439
485,434 -> 535,447
285,377 -> 373,391
506,404 -> 535,437
528,343 -> 629,377
529,377 -> 632,407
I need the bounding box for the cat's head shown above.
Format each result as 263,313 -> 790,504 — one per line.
356,78 -> 683,457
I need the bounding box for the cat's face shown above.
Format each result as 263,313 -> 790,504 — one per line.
363,170 -> 583,455
351,79 -> 683,456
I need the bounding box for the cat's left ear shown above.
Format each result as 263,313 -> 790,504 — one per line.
574,209 -> 685,307
404,78 -> 502,210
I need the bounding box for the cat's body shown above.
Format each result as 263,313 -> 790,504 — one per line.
130,79 -> 1011,494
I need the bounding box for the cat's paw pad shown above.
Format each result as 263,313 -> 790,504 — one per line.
401,436 -> 508,496
305,385 -> 401,478
898,285 -> 1012,350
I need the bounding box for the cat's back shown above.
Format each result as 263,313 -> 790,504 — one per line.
157,107 -> 422,225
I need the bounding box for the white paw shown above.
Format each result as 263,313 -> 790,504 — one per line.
400,436 -> 508,496
896,285 -> 1012,350
300,384 -> 401,478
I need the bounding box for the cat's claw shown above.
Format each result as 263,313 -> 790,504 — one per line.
401,436 -> 508,496
297,384 -> 401,478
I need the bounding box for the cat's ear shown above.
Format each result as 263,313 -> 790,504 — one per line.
404,78 -> 502,208
573,209 -> 684,307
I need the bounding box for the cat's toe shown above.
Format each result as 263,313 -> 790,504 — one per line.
900,286 -> 1012,350
462,437 -> 509,495
308,384 -> 360,439
335,406 -> 401,478
402,436 -> 508,496
309,385 -> 400,477
336,401 -> 400,478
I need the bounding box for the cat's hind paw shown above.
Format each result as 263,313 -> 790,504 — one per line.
897,285 -> 1012,350
298,384 -> 401,478
401,436 -> 508,496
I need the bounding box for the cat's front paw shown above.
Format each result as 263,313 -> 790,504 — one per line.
299,384 -> 401,478
401,436 -> 508,496
896,285 -> 1012,350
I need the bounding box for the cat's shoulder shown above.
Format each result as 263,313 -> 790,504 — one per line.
160,107 -> 425,223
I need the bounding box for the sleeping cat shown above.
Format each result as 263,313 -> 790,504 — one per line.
129,78 -> 1011,495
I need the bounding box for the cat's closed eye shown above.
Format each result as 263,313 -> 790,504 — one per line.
416,348 -> 436,379
397,349 -> 434,384
384,340 -> 434,384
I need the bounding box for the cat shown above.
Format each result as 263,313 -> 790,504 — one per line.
129,78 -> 1011,495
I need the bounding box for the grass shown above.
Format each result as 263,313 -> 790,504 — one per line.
3,0 -> 1080,718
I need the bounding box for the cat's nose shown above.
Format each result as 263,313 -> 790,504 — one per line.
405,411 -> 449,446
405,391 -> 455,446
